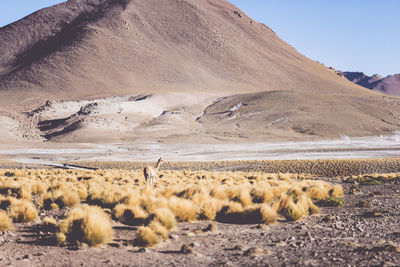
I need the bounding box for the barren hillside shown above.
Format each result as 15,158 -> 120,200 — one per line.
0,0 -> 400,143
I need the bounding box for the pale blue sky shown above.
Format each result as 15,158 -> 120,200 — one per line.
0,0 -> 398,76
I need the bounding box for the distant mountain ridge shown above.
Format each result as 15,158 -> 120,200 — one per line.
341,71 -> 400,96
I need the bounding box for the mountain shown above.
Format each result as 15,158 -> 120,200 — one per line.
1,0 -> 400,144
342,72 -> 400,96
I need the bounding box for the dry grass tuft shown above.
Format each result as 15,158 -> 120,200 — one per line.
168,197 -> 197,222
7,199 -> 38,222
58,190 -> 81,208
149,221 -> 169,240
0,211 -> 13,232
58,205 -> 113,247
113,204 -> 148,226
330,185 -> 344,198
277,194 -> 305,222
152,208 -> 177,230
259,204 -> 278,224
134,226 -> 159,247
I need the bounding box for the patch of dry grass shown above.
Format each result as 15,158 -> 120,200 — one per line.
0,167 -> 349,248
7,198 -> 38,223
0,211 -> 13,232
58,205 -> 113,247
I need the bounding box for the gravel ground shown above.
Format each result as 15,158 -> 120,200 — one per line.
1,177 -> 399,266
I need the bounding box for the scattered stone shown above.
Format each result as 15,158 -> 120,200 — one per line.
243,247 -> 269,256
233,244 -> 243,251
190,242 -> 200,247
322,215 -> 335,223
138,248 -> 150,253
186,232 -> 195,237
169,234 -> 180,240
256,224 -> 267,230
202,223 -> 217,233
361,211 -> 384,218
180,244 -> 193,254
34,252 -> 46,257
108,242 -> 121,248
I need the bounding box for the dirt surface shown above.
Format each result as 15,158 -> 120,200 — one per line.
0,176 -> 399,266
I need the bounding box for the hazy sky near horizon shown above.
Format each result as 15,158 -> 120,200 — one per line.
0,0 -> 398,76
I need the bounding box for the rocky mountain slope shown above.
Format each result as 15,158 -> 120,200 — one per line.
0,0 -> 400,143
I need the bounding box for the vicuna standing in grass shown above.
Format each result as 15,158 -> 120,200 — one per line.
144,158 -> 164,185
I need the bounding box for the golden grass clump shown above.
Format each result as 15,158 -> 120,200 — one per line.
31,182 -> 48,196
198,199 -> 220,220
259,204 -> 278,224
149,221 -> 169,240
140,196 -> 168,214
0,211 -> 13,232
113,204 -> 148,226
7,198 -> 38,222
58,205 -> 113,247
330,184 -> 344,198
152,208 -> 177,230
306,182 -> 330,199
58,190 -> 81,208
277,194 -> 306,222
251,183 -> 273,203
134,226 -> 160,247
168,197 -> 197,222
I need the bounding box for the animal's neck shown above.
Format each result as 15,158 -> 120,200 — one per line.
155,160 -> 162,170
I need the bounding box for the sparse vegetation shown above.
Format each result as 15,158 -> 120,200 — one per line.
356,199 -> 372,208
0,167 -> 348,248
57,205 -> 113,247
314,197 -> 345,207
0,211 -> 13,232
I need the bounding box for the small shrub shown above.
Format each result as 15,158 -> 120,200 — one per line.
198,199 -> 219,220
251,184 -> 273,203
57,190 -> 81,208
152,208 -> 177,230
113,204 -> 148,226
0,211 -> 13,232
58,205 -> 113,247
330,185 -> 344,197
356,199 -> 372,208
278,195 -> 305,221
306,184 -> 330,199
347,176 -> 381,186
7,199 -> 38,222
149,221 -> 169,240
168,197 -> 197,222
134,226 -> 159,247
259,204 -> 278,224
314,197 -> 344,207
